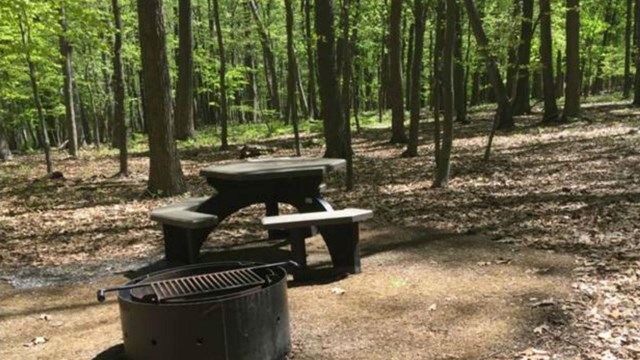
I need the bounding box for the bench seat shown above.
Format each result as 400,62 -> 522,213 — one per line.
262,208 -> 373,229
151,197 -> 218,263
262,208 -> 373,279
151,209 -> 218,229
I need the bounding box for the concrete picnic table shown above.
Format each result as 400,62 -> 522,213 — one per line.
173,157 -> 349,264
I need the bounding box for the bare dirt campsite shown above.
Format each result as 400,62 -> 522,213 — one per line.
1,102 -> 639,359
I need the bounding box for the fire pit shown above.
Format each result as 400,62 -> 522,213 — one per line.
98,261 -> 292,360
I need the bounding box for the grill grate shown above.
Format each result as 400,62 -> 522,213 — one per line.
150,268 -> 265,301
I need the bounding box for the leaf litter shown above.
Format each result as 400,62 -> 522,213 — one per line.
0,101 -> 639,358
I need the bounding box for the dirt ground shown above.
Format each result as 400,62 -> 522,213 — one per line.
1,100 -> 639,359
0,226 -> 577,360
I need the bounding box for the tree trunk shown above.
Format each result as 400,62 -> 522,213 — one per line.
285,0 -> 301,156
175,0 -> 196,140
304,0 -> 319,119
389,0 -> 407,143
454,2 -> 468,123
112,0 -> 128,175
433,0 -> 456,187
563,0 -> 581,120
137,0 -> 186,195
403,0 -> 426,158
212,0 -> 229,149
340,0 -> 356,190
591,0 -> 613,96
59,7 -> 78,157
634,0 -> 640,105
0,122 -> 12,161
248,0 -> 281,115
19,16 -> 52,173
539,0 -> 560,124
463,0 -> 513,130
405,22 -> 414,111
624,0 -> 633,98
512,0 -> 534,115
316,0 -> 347,159
555,50 -> 564,98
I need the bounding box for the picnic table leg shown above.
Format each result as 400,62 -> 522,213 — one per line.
265,200 -> 288,240
163,225 -> 213,264
319,223 -> 361,275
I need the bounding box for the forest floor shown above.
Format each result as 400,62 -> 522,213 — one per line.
1,100 -> 639,359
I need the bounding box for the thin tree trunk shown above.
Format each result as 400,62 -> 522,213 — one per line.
591,0 -> 613,96
137,0 -> 186,195
463,0 -> 513,130
563,0 -> 581,119
248,0 -> 281,115
405,22 -> 414,111
285,0 -> 301,156
624,0 -> 633,98
512,0 -> 534,115
316,0 -> 347,159
555,50 -> 564,98
304,0 -> 319,119
454,1 -> 468,123
539,0 -> 560,123
213,0 -> 229,149
340,0 -> 356,191
112,0 -> 128,175
59,7 -> 78,157
176,0 -> 196,140
403,0 -> 426,158
389,0 -> 407,143
19,16 -> 52,173
433,0 -> 456,187
634,0 -> 640,104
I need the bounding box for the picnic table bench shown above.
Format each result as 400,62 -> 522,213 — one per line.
262,208 -> 373,278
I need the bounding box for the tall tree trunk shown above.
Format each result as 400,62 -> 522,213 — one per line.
285,0 -> 301,156
137,0 -> 186,195
591,0 -> 613,96
405,22 -> 414,111
454,1 -> 468,123
634,0 -> 640,104
213,0 -> 229,149
624,0 -> 633,98
19,16 -> 52,173
340,0 -> 356,190
316,0 -> 347,158
112,0 -> 128,175
563,0 -> 581,120
512,0 -> 534,115
248,0 -> 281,115
463,0 -> 513,130
403,0 -> 426,158
433,0 -> 456,188
175,0 -> 196,140
506,0 -> 521,97
539,0 -> 560,123
389,0 -> 408,143
304,0 -> 319,119
59,7 -> 78,157
555,50 -> 564,98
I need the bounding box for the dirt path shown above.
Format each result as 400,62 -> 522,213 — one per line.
0,226 -> 577,360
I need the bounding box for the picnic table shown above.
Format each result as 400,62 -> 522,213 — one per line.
155,157 -> 353,268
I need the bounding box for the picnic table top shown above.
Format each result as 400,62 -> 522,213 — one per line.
199,157 -> 346,181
